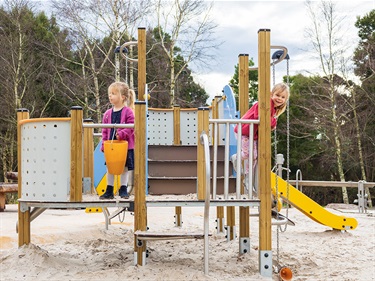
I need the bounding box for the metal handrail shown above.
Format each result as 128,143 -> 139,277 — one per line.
209,118 -> 259,199
120,41 -> 138,62
287,180 -> 375,188
249,45 -> 288,70
295,169 -> 303,192
200,131 -> 211,275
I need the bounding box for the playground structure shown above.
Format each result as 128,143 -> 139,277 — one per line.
15,28 -> 368,280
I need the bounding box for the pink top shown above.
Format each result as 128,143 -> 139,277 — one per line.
101,106 -> 135,151
234,99 -> 277,139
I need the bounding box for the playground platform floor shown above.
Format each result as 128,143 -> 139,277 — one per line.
0,201 -> 374,281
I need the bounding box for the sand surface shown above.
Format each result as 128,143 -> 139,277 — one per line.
0,199 -> 374,281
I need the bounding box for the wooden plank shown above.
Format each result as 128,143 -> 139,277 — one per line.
135,231 -> 210,241
0,184 -> 18,192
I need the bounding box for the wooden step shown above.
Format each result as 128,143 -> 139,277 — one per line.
147,177 -> 237,195
148,160 -> 229,177
135,230 -> 211,241
148,145 -> 226,161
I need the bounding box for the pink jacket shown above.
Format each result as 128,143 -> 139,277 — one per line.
101,107 -> 135,151
234,99 -> 277,139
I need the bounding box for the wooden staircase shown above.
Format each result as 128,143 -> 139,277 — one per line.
147,145 -> 236,195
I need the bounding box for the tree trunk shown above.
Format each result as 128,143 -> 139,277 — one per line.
352,90 -> 372,207
332,108 -> 349,204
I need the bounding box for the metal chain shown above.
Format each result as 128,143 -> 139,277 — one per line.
274,128 -> 280,265
125,57 -> 128,84
279,58 -> 291,233
272,58 -> 280,265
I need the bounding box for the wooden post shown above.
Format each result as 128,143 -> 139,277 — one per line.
173,106 -> 181,145
212,96 -> 224,232
173,106 -> 182,225
197,107 -> 209,200
257,28 -> 272,277
238,54 -> 250,251
137,27 -> 146,101
239,54 -> 249,116
70,106 -> 83,202
134,101 -> 147,265
226,205 -> 236,241
239,205 -> 250,253
83,118 -> 94,193
216,205 -> 224,233
17,108 -> 30,247
175,205 -> 182,227
211,97 -> 219,146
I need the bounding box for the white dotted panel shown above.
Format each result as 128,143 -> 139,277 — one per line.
147,111 -> 174,145
180,111 -> 198,145
21,120 -> 71,201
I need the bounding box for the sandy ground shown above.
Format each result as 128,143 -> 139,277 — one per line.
0,199 -> 374,281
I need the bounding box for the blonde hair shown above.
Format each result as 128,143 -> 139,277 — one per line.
272,82 -> 290,117
108,82 -> 135,111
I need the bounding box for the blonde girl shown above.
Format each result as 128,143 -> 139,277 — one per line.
232,82 -> 290,175
100,82 -> 135,199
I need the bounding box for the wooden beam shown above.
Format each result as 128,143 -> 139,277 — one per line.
17,108 -> 30,246
197,107 -> 209,200
173,106 -> 181,145
83,118 -> 94,193
70,106 -> 83,202
257,29 -> 272,275
134,101 -> 147,265
238,54 -> 249,117
137,28 -> 146,101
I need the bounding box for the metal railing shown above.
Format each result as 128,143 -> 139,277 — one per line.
210,118 -> 259,199
200,131 -> 211,275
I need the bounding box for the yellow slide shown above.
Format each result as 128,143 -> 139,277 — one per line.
271,172 -> 358,231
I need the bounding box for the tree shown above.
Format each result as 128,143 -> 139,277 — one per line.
154,0 -> 220,107
0,0 -> 70,181
305,0 -> 354,203
145,27 -> 209,108
51,0 -> 152,121
229,58 -> 258,109
352,9 -> 375,206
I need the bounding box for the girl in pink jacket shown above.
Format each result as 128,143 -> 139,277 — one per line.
233,82 -> 290,175
100,82 -> 135,199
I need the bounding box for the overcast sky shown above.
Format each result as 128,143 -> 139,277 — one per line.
26,0 -> 375,102
191,0 -> 375,101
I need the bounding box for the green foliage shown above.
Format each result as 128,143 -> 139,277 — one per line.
354,10 -> 375,80
146,27 -> 208,108
228,58 -> 258,108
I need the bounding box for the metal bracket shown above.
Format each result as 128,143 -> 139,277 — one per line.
133,251 -> 146,266
19,202 -> 29,213
259,250 -> 273,277
239,237 -> 250,254
225,225 -> 237,241
82,177 -> 91,194
216,217 -> 224,233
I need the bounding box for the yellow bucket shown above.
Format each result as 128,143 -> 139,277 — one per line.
104,140 -> 128,175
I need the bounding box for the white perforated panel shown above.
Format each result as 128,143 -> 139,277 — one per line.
21,120 -> 71,201
180,111 -> 197,145
148,111 -> 174,145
